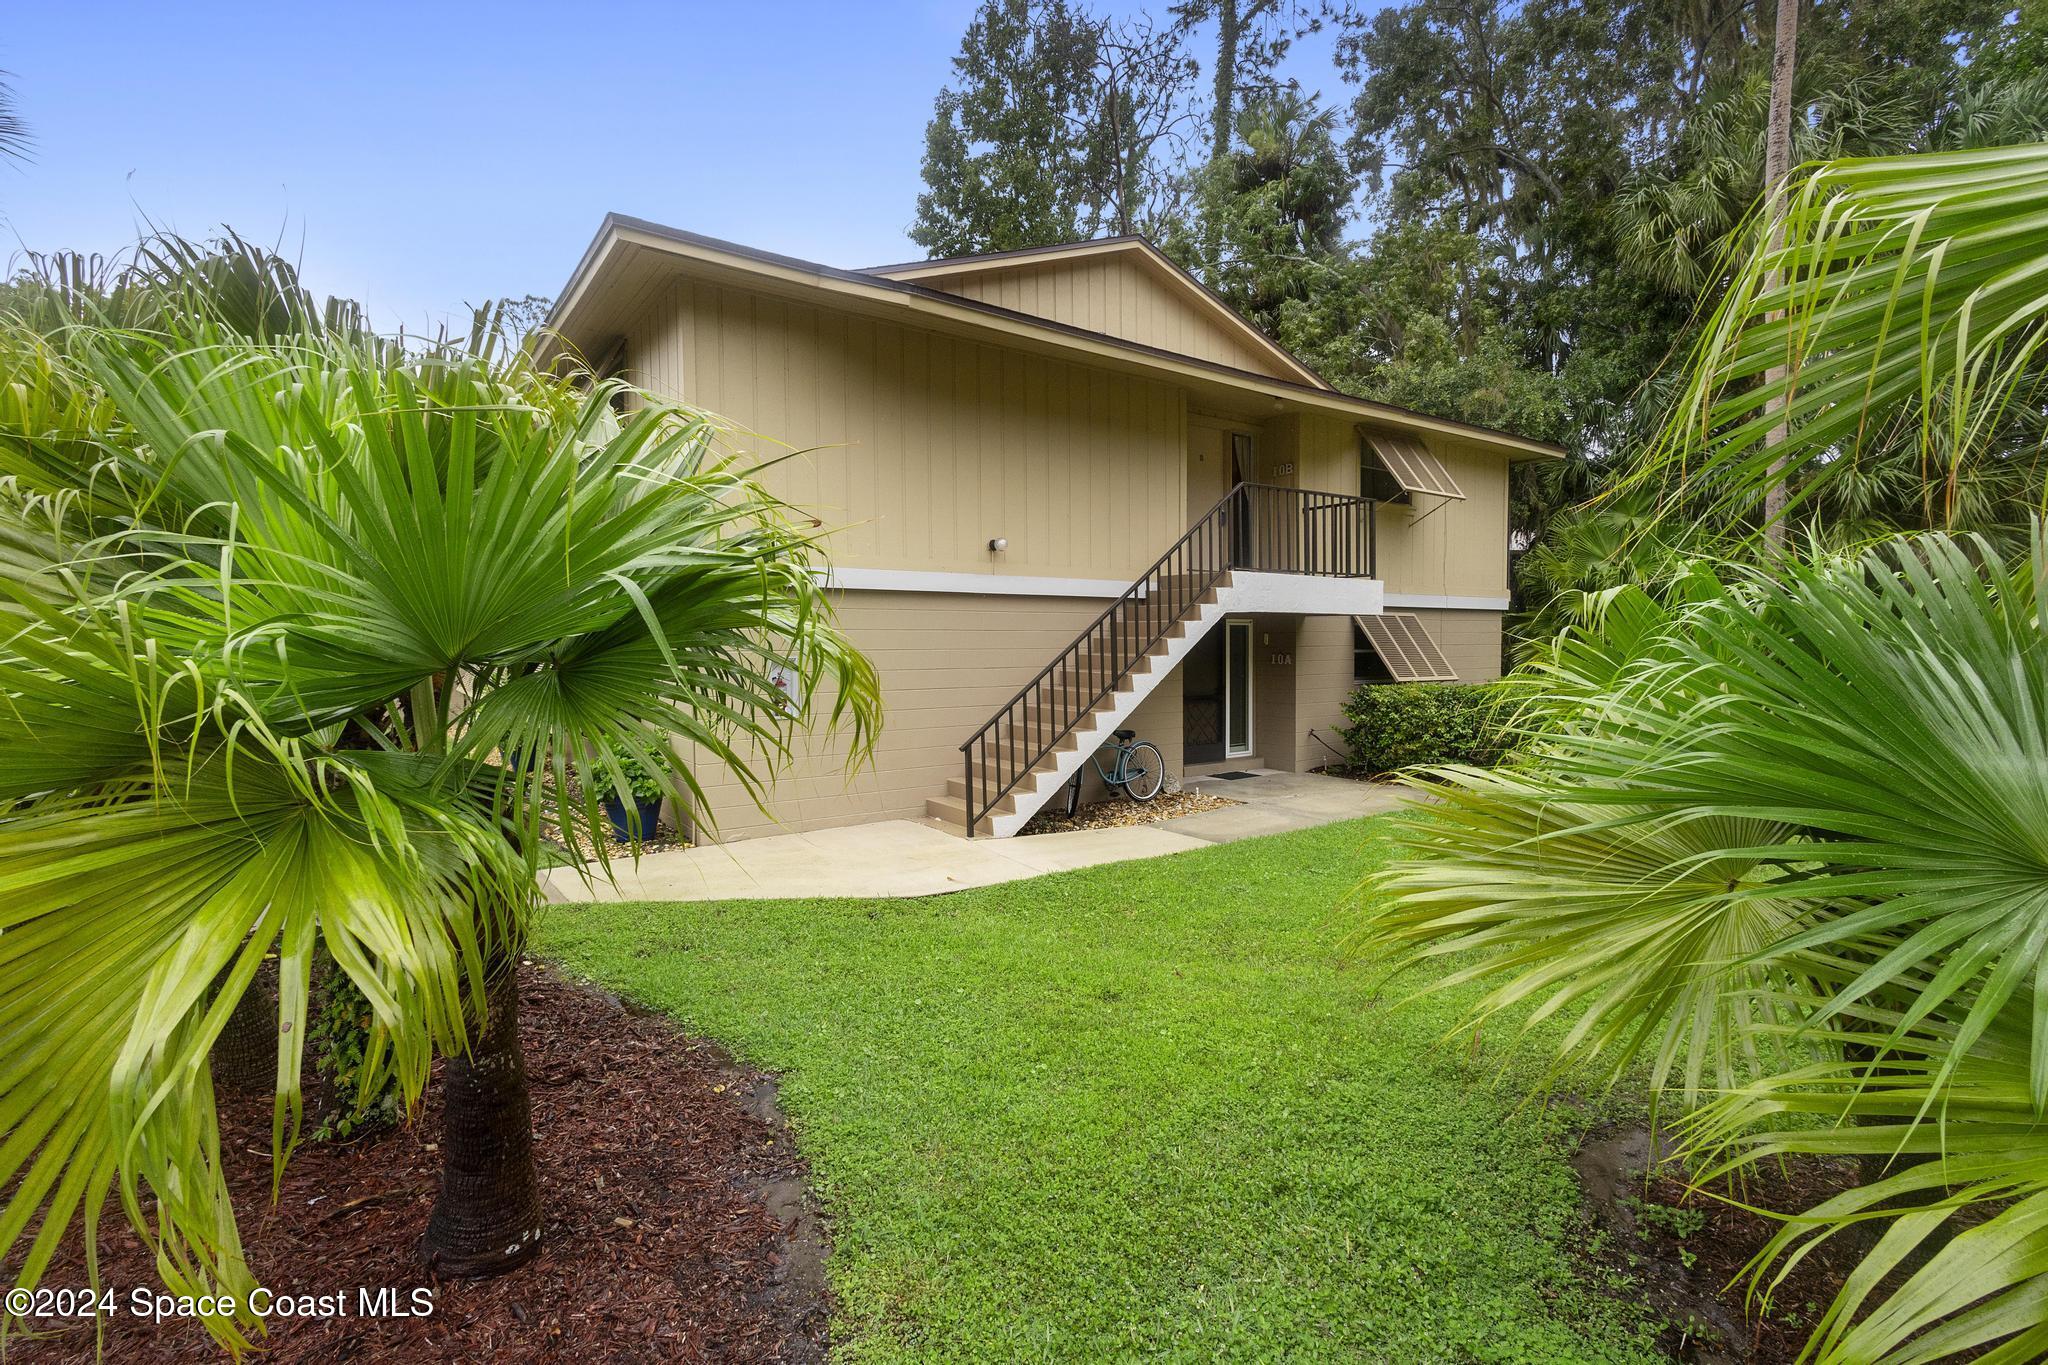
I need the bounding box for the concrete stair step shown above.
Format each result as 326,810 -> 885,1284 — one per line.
938,565 -> 1237,837
946,764 -> 1077,802
927,788 -> 1023,823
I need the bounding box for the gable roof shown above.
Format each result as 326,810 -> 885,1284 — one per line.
541,215 -> 1564,461
862,237 -> 1329,389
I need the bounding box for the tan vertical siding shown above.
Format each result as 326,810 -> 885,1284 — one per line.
1290,414 -> 1511,602
1278,414 -> 1512,773
1249,616 -> 1299,766
671,589 -> 1190,841
602,263 -> 1524,839
1279,609 -> 1506,775
625,279 -> 1188,583
1289,616 -> 1356,772
1400,607 -> 1506,681
926,255 -> 1295,381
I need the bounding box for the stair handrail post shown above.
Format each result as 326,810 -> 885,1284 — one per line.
954,481 -> 1246,831
953,480 -> 1374,835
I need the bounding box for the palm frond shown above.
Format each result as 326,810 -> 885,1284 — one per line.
1681,999 -> 2048,1364
1638,141 -> 2048,537
0,741 -> 511,1353
1370,776 -> 1809,1099
1363,525 -> 2048,1358
1,288 -> 881,1352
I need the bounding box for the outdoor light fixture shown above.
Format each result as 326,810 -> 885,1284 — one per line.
988,537 -> 1008,552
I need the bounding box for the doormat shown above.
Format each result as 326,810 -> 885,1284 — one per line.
1209,771 -> 1260,780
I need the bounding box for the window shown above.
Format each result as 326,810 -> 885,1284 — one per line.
1353,623 -> 1397,682
1358,428 -> 1467,503
1352,613 -> 1459,682
1360,437 -> 1411,505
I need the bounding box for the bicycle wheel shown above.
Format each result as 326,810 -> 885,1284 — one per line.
1120,742 -> 1166,801
1063,769 -> 1084,817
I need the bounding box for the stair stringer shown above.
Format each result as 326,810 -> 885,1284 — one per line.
979,593 -> 1235,837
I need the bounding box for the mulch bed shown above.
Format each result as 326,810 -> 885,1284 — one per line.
17,971 -> 828,1363
542,809 -> 690,863
562,827 -> 692,861
1576,1123 -> 1992,1364
1018,788 -> 1240,835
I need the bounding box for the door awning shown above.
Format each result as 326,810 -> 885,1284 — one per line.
1354,612 -> 1459,682
1361,429 -> 1466,500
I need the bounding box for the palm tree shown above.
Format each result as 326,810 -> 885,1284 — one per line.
0,290 -> 879,1350
0,73 -> 28,165
1369,529 -> 2048,1361
1368,140 -> 2048,1361
1636,140 -> 2048,543
1756,0 -> 1802,551
1508,491 -> 1718,656
1616,56 -> 1911,298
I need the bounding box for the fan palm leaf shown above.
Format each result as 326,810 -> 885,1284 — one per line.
0,741 -> 513,1353
1369,776 -> 1808,1100
1363,526 -> 2048,1359
0,290 -> 880,1351
1682,998 -> 2048,1363
1637,141 -> 2048,537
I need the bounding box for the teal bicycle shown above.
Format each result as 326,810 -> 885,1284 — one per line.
1062,728 -> 1168,817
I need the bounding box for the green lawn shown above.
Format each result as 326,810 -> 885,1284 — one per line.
535,818 -> 1660,1363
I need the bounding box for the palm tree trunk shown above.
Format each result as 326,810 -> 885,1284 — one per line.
210,957 -> 278,1092
420,954 -> 544,1276
1760,0 -> 1799,551
1210,0 -> 1238,167
1198,0 -> 1242,275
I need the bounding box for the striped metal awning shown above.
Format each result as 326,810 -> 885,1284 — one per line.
1355,612 -> 1459,682
1362,429 -> 1466,500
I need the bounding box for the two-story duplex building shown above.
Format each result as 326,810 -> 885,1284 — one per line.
545,216 -> 1557,838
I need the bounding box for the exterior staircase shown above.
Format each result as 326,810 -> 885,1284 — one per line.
934,482 -> 1376,837
925,577 -> 1235,837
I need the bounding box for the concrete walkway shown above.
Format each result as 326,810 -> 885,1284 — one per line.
541,770 -> 1411,904
1175,767 -> 1414,840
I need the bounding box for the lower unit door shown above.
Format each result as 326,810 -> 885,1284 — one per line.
1183,620 -> 1253,765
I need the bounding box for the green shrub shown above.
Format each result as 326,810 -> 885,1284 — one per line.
1336,682 -> 1512,776
308,951 -> 401,1143
589,743 -> 670,803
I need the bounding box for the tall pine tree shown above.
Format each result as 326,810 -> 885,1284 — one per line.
911,0 -> 1109,255
912,0 -> 1197,256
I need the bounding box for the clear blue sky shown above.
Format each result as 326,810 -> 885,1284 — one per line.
3,1 -> 1356,333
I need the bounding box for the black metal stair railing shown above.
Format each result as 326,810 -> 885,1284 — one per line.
957,482 -> 1374,835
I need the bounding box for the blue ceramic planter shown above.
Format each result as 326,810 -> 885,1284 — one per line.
602,794 -> 663,842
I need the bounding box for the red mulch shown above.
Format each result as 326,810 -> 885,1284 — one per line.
1643,1160 -> 1867,1364
14,970 -> 829,1363
1576,1123 -> 1994,1364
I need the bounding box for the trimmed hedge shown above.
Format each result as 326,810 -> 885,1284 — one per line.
1335,682 -> 1513,776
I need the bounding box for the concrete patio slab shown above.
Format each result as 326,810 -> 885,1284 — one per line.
1166,770 -> 1413,842
541,819 -> 1209,903
541,771 -> 1412,904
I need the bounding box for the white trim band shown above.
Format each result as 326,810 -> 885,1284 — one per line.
1381,592 -> 1510,612
1228,572 -> 1382,615
821,566 -> 1131,598
817,569 -> 1505,611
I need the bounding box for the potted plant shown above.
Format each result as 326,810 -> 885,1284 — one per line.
597,746 -> 670,843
